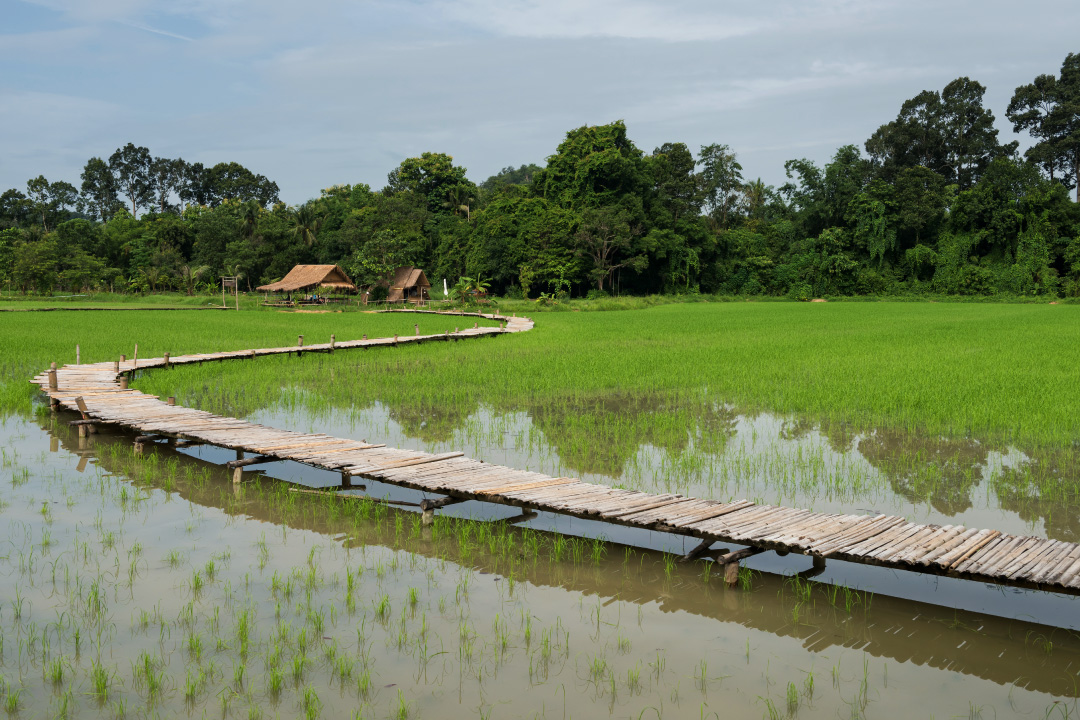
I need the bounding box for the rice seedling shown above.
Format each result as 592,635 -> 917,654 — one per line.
786,681 -> 799,714
7,304 -> 1080,720
302,686 -> 321,720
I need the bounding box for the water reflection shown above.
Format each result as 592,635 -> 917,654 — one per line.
35,415 -> 1080,700
214,387 -> 1077,544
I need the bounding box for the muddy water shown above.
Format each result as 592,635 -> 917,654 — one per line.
2,413 -> 1080,719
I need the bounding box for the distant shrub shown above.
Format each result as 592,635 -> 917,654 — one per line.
787,282 -> 813,302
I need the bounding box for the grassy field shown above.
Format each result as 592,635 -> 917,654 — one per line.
133,302 -> 1080,450
0,309 -> 495,412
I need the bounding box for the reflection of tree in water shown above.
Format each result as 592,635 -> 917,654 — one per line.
780,416 -> 859,454
527,392 -> 737,478
385,399 -> 480,444
992,449 -> 1080,542
855,428 -> 1000,515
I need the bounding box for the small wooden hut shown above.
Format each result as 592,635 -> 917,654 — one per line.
256,265 -> 356,305
385,266 -> 431,305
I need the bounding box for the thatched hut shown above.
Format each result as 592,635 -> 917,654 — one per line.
256,265 -> 356,305
385,266 -> 431,304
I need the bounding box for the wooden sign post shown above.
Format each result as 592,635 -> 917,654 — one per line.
221,276 -> 239,310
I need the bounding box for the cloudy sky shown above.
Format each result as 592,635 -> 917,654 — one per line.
2,0 -> 1078,204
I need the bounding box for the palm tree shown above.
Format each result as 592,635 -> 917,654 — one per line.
743,178 -> 767,220
139,266 -> 164,292
443,186 -> 476,221
239,200 -> 260,242
179,264 -> 210,296
291,206 -> 322,247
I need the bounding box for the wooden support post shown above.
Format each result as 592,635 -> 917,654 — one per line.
163,352 -> 170,368
297,335 -> 303,357
119,376 -> 128,390
74,397 -> 96,434
48,367 -> 58,390
233,467 -> 243,484
341,471 -> 351,489
454,327 -> 459,333
680,538 -> 714,563
225,455 -> 278,470
113,360 -> 120,373
134,434 -> 156,453
724,562 -> 740,587
812,555 -> 826,571
133,343 -> 138,369
330,334 -> 335,353
167,397 -> 176,406
718,546 -> 766,587
235,449 -> 244,461
474,322 -> 478,329
76,344 -> 80,364
419,496 -> 467,512
414,324 -> 419,336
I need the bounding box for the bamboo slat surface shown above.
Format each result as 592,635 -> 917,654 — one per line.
30,310 -> 1080,595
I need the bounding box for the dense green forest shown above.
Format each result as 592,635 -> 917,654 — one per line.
3,54 -> 1080,299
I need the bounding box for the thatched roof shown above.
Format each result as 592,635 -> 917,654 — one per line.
386,266 -> 430,302
256,265 -> 356,293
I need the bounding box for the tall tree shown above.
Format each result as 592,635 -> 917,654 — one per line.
25,176 -> 79,231
699,144 -> 744,229
649,142 -> 701,228
540,121 -> 647,210
386,153 -> 471,213
1061,52 -> 1080,200
867,78 -> 1011,190
149,157 -> 188,213
80,157 -> 121,222
206,162 -> 280,207
940,77 -> 1014,190
109,143 -> 153,217
0,189 -> 30,228
1008,73 -> 1067,183
575,205 -> 646,292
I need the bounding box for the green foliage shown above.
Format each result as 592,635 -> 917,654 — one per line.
4,61 -> 1080,300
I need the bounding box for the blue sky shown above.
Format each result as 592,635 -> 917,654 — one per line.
2,0 -> 1079,204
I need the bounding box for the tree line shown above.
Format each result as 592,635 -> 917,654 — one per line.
2,53 -> 1079,299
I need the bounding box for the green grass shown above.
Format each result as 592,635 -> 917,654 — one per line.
0,308 -> 496,413
141,302 -> 1080,450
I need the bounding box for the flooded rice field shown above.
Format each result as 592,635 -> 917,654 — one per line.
4,386 -> 1080,719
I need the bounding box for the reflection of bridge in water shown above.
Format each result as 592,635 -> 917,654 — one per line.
31,310 -> 1080,604
45,420 -> 1080,700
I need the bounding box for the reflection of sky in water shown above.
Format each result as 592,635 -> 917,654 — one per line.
246,397 -> 1064,542
8,411 -> 1080,717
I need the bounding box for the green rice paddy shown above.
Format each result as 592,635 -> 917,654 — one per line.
3,301 -> 1080,718
144,302 -> 1080,449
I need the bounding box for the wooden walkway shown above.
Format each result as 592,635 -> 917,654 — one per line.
31,310 -> 1080,596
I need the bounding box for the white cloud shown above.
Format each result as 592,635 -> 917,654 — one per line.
431,0 -> 764,41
